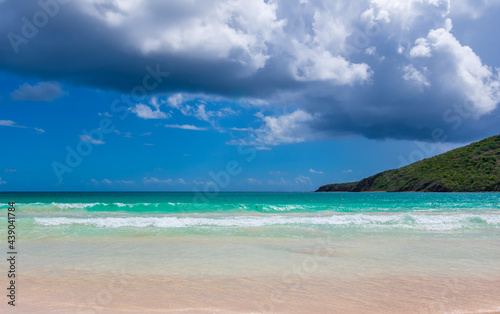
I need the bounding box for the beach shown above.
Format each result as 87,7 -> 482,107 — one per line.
1,192 -> 500,313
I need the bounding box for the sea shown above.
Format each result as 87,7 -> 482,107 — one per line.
1,192 -> 500,313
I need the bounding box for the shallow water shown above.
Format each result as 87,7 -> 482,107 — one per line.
1,192 -> 499,312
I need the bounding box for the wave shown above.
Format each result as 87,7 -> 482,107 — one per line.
2,200 -> 500,215
33,213 -> 500,231
51,202 -> 102,209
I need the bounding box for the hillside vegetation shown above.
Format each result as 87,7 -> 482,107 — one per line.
317,135 -> 500,192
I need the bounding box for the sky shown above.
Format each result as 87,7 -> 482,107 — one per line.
1,0 -> 500,191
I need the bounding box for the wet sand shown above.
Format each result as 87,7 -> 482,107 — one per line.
12,272 -> 500,313
4,234 -> 500,313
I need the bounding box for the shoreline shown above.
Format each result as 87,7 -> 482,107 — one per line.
10,273 -> 500,313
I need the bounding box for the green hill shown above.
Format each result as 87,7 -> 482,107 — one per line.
316,135 -> 500,192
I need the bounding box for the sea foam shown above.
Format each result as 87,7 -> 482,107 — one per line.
33,213 -> 500,231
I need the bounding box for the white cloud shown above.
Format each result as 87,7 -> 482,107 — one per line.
255,146 -> 272,151
143,177 -> 173,184
0,120 -> 26,128
269,170 -> 287,175
227,110 -> 319,146
342,169 -> 353,173
247,178 -> 262,184
230,127 -> 254,131
163,95 -> 238,125
309,169 -> 324,174
292,46 -> 372,84
79,1 -> 378,86
167,93 -> 183,109
143,177 -> 186,185
0,177 -> 6,185
251,110 -> 316,146
130,103 -> 169,119
115,180 -> 134,184
255,110 -> 314,146
294,175 -> 312,185
35,128 -> 45,133
82,0 -> 285,72
365,46 -> 376,55
5,169 -> 17,173
361,0 -> 450,27
401,65 -> 430,89
165,124 -> 208,131
79,135 -> 105,145
418,27 -> 500,114
410,38 -> 432,58
91,178 -> 134,185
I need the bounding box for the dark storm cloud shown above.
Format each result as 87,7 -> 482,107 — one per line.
1,0 -> 499,143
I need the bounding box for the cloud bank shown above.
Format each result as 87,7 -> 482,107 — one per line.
1,0 -> 499,143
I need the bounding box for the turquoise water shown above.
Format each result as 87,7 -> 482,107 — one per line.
2,192 -> 500,312
1,192 -> 500,238
1,191 -> 500,213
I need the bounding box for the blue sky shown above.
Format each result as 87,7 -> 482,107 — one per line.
1,0 -> 500,191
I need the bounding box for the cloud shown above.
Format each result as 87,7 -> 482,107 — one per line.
247,178 -> 262,184
10,82 -> 65,102
232,110 -> 316,146
91,178 -> 134,185
342,169 -> 353,173
143,177 -> 186,184
401,65 -> 430,89
1,0 -> 500,143
309,169 -> 324,174
415,27 -> 500,115
143,177 -> 173,184
410,38 -> 432,58
130,98 -> 170,119
165,124 -> 209,131
268,177 -> 289,185
115,180 -> 134,184
0,121 -> 45,133
0,177 -> 6,185
294,175 -> 312,185
80,135 -> 105,145
163,94 -> 238,127
5,169 -> 17,173
0,120 -> 26,128
230,127 -> 254,131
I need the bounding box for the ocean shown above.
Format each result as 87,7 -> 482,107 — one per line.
1,192 -> 500,313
